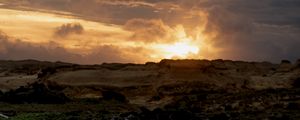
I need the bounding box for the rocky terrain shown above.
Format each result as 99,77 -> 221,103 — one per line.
0,59 -> 300,119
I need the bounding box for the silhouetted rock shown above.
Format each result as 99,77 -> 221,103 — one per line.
287,102 -> 300,110
276,60 -> 293,72
38,67 -> 57,78
292,78 -> 300,88
118,107 -> 199,120
281,60 -> 291,64
148,95 -> 161,102
296,59 -> 300,67
45,80 -> 65,91
210,113 -> 230,120
0,82 -> 69,104
101,91 -> 127,102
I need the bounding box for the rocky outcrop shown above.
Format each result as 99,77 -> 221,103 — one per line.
277,60 -> 293,72
101,91 -> 128,103
295,59 -> 300,68
2,59 -> 299,103
0,82 -> 69,104
1,59 -> 300,119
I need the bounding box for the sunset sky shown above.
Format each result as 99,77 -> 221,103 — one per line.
0,0 -> 299,64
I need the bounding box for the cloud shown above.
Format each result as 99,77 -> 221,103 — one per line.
196,0 -> 300,62
124,19 -> 176,43
0,0 -> 161,25
0,32 -> 81,63
54,23 -> 84,37
0,31 -> 148,64
1,0 -> 300,63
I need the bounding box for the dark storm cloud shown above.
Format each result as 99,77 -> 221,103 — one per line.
195,0 -> 300,62
0,0 -> 161,25
54,23 -> 84,37
3,0 -> 299,27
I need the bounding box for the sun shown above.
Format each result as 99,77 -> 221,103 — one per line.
150,25 -> 201,59
156,38 -> 199,59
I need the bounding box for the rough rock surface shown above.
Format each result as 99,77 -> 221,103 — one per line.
1,59 -> 300,119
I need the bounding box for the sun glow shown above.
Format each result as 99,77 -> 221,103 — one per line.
153,26 -> 201,59
159,40 -> 199,59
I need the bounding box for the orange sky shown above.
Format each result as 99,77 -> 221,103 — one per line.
0,7 -> 212,64
0,0 -> 299,64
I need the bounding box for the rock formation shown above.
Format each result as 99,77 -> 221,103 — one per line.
1,59 -> 300,119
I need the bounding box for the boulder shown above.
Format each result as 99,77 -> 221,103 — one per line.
0,82 -> 69,104
101,91 -> 127,103
295,59 -> 300,68
277,60 -> 293,72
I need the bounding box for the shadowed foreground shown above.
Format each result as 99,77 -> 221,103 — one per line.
0,59 -> 300,119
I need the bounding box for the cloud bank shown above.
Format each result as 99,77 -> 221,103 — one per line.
0,31 -> 147,64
